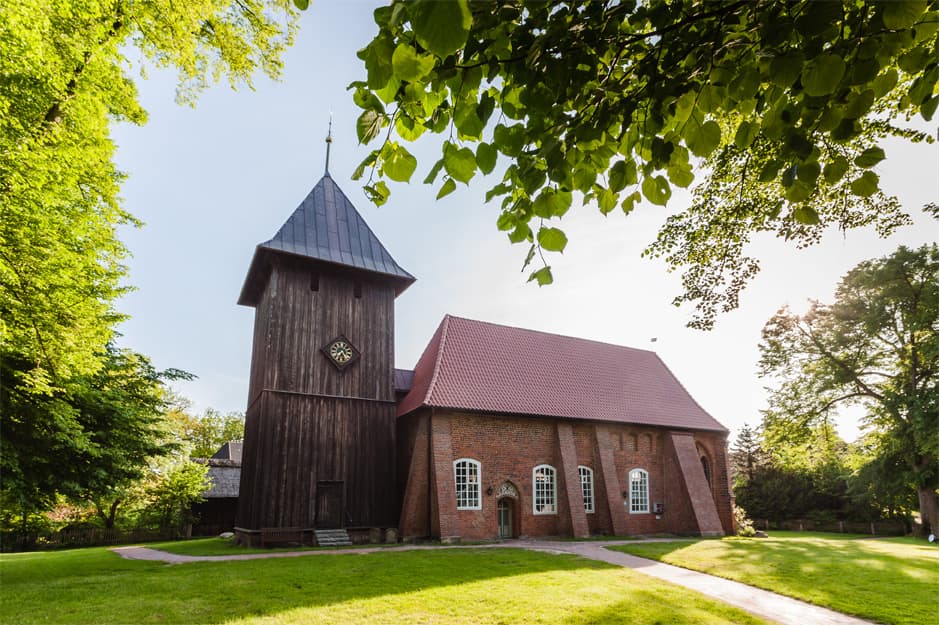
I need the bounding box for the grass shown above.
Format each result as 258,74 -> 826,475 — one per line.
0,545 -> 773,625
609,531 -> 939,625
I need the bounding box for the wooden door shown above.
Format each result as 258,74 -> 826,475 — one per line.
498,498 -> 513,539
315,481 -> 344,528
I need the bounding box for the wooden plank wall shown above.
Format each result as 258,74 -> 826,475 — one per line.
247,257 -> 395,407
237,393 -> 397,529
238,256 -> 399,530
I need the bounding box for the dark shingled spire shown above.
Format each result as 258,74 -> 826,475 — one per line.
238,175 -> 415,306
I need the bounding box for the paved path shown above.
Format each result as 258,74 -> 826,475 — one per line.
113,539 -> 874,625
517,540 -> 874,625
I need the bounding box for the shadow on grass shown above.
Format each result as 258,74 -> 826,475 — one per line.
609,533 -> 937,625
1,546 -> 616,625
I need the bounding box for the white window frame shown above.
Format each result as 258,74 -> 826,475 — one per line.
629,468 -> 650,514
532,464 -> 557,515
578,466 -> 595,513
454,458 -> 481,510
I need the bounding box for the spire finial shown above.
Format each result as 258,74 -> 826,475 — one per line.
324,113 -> 333,175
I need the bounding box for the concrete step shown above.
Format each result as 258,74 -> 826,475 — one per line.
314,529 -> 352,547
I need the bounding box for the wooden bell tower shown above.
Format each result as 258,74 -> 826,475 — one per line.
235,150 -> 414,538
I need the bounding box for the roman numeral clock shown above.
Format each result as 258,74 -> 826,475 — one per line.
322,336 -> 359,371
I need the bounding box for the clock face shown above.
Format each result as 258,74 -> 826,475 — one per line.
322,336 -> 359,370
329,340 -> 354,364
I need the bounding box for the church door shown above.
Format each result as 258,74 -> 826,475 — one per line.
315,481 -> 344,529
497,498 -> 514,539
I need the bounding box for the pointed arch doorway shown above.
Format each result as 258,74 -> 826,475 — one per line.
496,481 -> 520,539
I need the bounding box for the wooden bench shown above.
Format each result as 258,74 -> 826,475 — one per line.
259,527 -> 306,548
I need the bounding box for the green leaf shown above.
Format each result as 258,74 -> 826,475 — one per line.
621,191 -> 641,215
436,178 -> 457,199
352,150 -> 378,181
785,180 -> 813,203
476,143 -> 497,174
531,189 -> 572,219
454,103 -> 484,138
493,124 -> 526,156
792,206 -> 821,225
383,144 -> 417,182
508,223 -> 531,244
686,119 -> 721,157
358,36 -> 395,89
597,188 -> 617,215
356,109 -> 384,144
528,266 -> 554,286
667,164 -> 695,188
395,115 -> 426,141
537,227 -> 568,253
408,0 -> 472,58
801,54 -> 846,97
641,175 -> 672,206
770,52 -> 805,87
882,1 -> 927,30
854,147 -> 886,169
734,120 -> 759,149
364,181 -> 390,206
850,171 -> 880,197
391,44 -> 435,82
922,95 -> 939,122
608,159 -> 637,192
423,158 -> 444,184
823,156 -> 849,184
572,166 -> 596,193
496,212 -> 515,231
443,142 -> 476,183
292,0 -> 309,9
796,162 -> 820,184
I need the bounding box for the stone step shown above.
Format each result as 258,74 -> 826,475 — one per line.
314,529 -> 352,547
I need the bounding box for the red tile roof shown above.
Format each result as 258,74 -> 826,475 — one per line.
397,315 -> 727,432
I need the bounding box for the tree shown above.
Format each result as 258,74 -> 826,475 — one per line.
165,401 -> 246,459
759,244 -> 939,534
348,0 -> 937,327
730,423 -> 766,483
1,0 -> 296,521
0,344 -> 190,528
1,0 -> 298,403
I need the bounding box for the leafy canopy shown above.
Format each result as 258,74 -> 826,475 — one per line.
0,0 -> 296,519
349,0 -> 938,327
1,0 -> 298,391
758,244 -> 939,533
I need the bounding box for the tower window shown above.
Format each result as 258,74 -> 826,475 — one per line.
353,281 -> 362,299
310,273 -> 319,292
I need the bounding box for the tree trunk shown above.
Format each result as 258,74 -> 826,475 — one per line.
916,485 -> 938,537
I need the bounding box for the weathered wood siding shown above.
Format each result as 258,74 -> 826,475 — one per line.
238,256 -> 398,529
247,256 -> 395,406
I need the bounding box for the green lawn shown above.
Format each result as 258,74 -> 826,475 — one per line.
0,545 -> 772,625
609,532 -> 938,625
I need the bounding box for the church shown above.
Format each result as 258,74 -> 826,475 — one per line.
233,167 -> 734,545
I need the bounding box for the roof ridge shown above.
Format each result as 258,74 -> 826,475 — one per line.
423,314 -> 452,407
443,314 -> 658,355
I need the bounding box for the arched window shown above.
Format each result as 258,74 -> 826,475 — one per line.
629,468 -> 649,514
578,466 -> 595,513
533,464 -> 557,515
454,458 -> 481,510
701,456 -> 712,488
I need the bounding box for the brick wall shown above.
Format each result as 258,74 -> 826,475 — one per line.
397,410 -> 733,540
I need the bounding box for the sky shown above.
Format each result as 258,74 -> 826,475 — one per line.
111,0 -> 939,444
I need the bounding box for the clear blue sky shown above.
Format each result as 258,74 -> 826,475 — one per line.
111,0 -> 939,443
